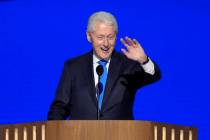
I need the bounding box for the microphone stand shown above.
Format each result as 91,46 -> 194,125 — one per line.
96,64 -> 103,120
96,76 -> 101,120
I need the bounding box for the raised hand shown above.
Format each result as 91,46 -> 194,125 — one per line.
120,36 -> 148,64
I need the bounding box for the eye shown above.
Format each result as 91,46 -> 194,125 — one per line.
108,35 -> 115,40
97,36 -> 104,40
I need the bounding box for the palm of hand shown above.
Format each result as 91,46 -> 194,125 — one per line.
120,36 -> 147,64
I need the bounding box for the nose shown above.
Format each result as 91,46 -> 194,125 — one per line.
103,38 -> 109,47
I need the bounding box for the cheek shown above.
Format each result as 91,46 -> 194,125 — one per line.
92,42 -> 102,51
109,41 -> 116,47
93,40 -> 103,47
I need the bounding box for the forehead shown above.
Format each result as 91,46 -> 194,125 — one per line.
93,21 -> 116,35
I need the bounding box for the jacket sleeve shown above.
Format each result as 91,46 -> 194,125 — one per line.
122,60 -> 161,90
48,62 -> 72,120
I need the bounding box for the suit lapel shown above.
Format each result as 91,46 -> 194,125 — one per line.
84,51 -> 98,107
101,51 -> 122,112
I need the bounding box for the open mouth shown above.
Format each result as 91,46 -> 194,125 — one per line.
101,47 -> 109,52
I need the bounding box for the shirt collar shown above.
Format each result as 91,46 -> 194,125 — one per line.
93,53 -> 111,65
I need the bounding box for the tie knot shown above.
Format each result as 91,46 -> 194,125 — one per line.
98,60 -> 107,66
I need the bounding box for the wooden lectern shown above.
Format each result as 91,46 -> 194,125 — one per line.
0,120 -> 197,140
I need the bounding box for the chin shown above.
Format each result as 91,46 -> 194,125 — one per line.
100,53 -> 111,60
95,50 -> 112,60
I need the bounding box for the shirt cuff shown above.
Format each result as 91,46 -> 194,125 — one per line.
141,57 -> 155,75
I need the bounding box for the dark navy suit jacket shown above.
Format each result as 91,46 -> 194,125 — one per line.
48,50 -> 161,120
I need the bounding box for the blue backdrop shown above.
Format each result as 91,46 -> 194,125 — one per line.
0,0 -> 210,139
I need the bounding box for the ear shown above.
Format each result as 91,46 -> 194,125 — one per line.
86,32 -> 92,43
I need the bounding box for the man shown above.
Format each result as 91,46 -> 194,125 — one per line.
48,11 -> 161,120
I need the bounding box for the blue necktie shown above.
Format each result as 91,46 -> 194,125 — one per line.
98,60 -> 108,110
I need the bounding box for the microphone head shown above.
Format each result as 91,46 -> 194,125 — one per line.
96,65 -> 103,76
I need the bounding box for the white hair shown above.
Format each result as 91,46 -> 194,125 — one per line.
87,11 -> 118,33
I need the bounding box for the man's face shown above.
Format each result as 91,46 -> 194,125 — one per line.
87,22 -> 117,60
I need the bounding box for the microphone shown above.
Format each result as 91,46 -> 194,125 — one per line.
96,65 -> 103,120
96,65 -> 103,76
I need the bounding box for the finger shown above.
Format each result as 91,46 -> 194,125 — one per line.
125,36 -> 135,46
132,39 -> 139,48
132,39 -> 138,45
120,38 -> 127,45
121,48 -> 129,57
120,38 -> 131,50
133,39 -> 142,47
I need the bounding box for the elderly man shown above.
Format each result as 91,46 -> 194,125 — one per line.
48,11 -> 161,120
